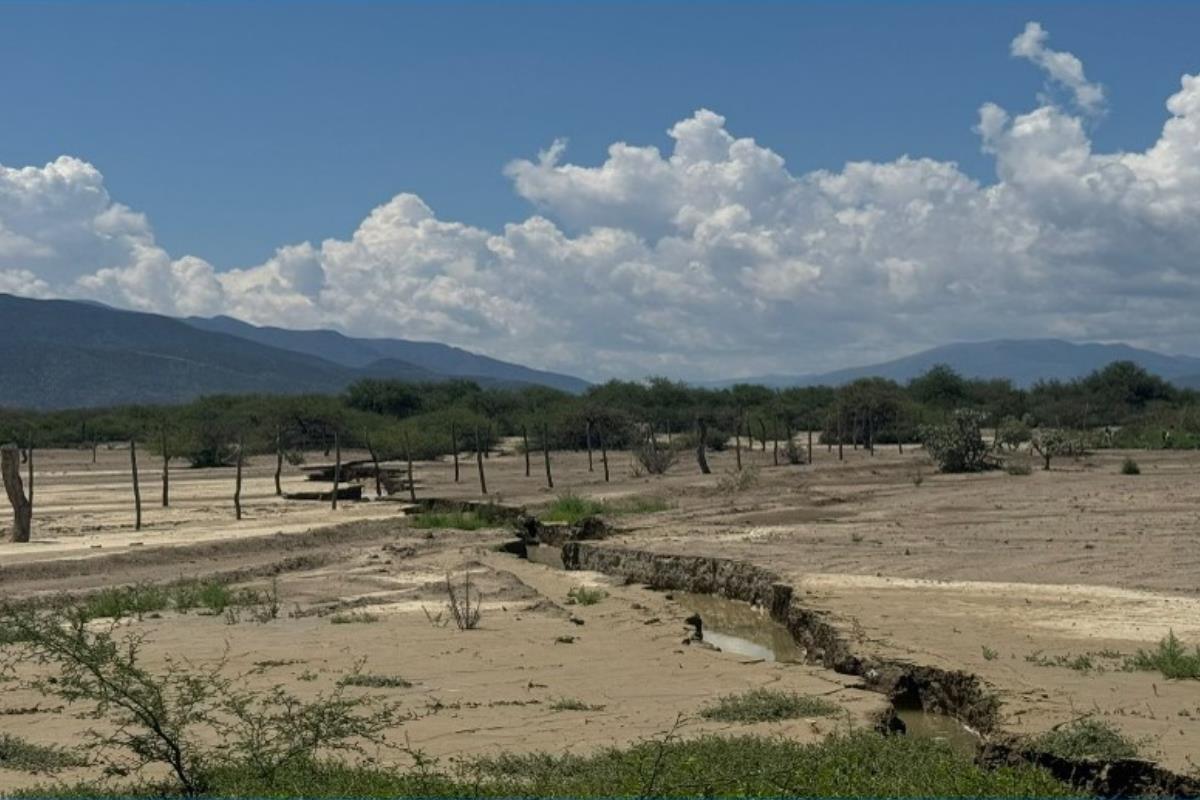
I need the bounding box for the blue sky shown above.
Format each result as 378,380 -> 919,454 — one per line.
3,2 -> 1200,379
3,1 -> 1196,269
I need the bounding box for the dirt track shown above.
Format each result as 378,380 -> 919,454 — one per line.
1,444 -> 1199,783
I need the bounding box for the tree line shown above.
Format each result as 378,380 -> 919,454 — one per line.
2,361 -> 1198,467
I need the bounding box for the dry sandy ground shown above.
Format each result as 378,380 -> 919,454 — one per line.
2,443 -> 1199,784
0,447 -> 882,791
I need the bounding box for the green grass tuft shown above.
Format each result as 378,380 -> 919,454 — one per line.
1030,718 -> 1140,761
699,687 -> 839,723
1126,630 -> 1200,679
541,492 -> 671,524
1119,457 -> 1141,475
410,511 -> 488,530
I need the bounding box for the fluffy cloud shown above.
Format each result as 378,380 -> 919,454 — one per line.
1011,21 -> 1106,115
3,23 -> 1200,380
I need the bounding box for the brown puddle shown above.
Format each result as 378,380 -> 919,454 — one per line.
672,591 -> 808,663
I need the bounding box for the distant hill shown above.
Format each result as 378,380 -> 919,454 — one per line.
185,315 -> 590,394
714,339 -> 1200,389
0,294 -> 587,409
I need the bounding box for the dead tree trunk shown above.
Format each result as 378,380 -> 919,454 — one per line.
586,420 -> 594,472
522,425 -> 531,477
160,427 -> 170,507
364,433 -> 382,497
2,445 -> 31,542
234,436 -> 243,521
331,432 -> 341,511
475,428 -> 488,495
274,426 -> 283,496
451,422 -> 460,483
404,432 -> 417,503
598,425 -> 610,482
807,428 -> 813,465
130,440 -> 142,531
837,409 -> 844,462
26,444 -> 33,513
695,418 -> 711,475
734,420 -> 743,470
541,422 -> 553,489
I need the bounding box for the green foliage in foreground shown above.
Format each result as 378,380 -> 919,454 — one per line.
699,688 -> 839,723
24,731 -> 1079,798
1127,630 -> 1200,679
1030,718 -> 1140,761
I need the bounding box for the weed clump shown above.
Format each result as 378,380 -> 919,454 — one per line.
1119,457 -> 1141,475
337,673 -> 412,689
699,688 -> 838,723
1030,718 -> 1139,761
566,586 -> 607,606
1126,631 -> 1200,679
329,611 -> 380,625
549,697 -> 606,712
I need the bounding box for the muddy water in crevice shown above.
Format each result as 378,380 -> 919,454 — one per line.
674,591 -> 982,755
672,591 -> 807,663
894,706 -> 982,758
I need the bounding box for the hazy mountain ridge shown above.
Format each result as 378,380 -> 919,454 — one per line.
712,339 -> 1200,389
185,316 -> 590,394
0,295 -> 586,409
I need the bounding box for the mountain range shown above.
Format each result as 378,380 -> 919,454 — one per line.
714,339 -> 1200,389
0,294 -> 586,409
4,292 -> 1200,410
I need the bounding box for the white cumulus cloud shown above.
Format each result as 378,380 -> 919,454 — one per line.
2,23 -> 1200,380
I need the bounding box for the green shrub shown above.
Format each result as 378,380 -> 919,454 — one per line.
699,688 -> 838,723
920,410 -> 991,473
1030,718 -> 1139,761
1126,631 -> 1200,679
1005,461 -> 1033,476
1119,457 -> 1140,475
